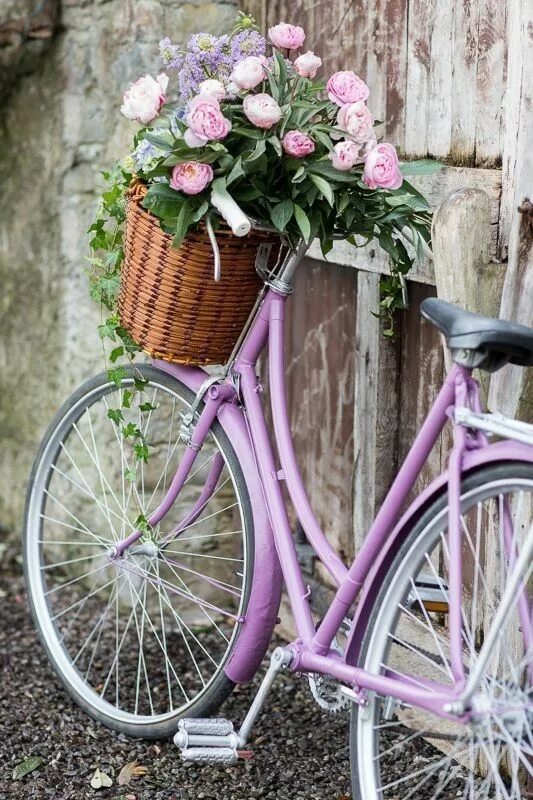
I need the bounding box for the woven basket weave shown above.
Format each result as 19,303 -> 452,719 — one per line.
118,182 -> 280,365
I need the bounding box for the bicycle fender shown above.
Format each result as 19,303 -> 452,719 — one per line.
151,360 -> 283,684
345,441 -> 533,667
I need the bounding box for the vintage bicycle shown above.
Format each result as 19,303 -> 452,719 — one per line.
24,229 -> 533,798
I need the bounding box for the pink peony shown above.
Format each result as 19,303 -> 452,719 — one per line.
243,93 -> 283,129
170,161 -> 214,195
121,73 -> 169,124
198,79 -> 226,101
337,101 -> 374,144
326,70 -> 369,106
282,130 -> 315,157
230,56 -> 266,90
293,50 -> 322,78
363,143 -> 403,190
185,94 -> 231,146
330,140 -> 361,170
268,22 -> 305,50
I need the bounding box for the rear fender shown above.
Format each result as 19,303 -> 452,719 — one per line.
152,360 -> 282,683
345,441 -> 533,667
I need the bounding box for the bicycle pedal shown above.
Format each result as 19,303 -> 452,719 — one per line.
174,718 -> 240,764
180,746 -> 238,765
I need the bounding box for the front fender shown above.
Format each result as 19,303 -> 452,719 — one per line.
152,360 -> 282,683
345,441 -> 533,666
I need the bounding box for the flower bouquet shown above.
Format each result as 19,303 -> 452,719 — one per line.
89,12 -> 435,366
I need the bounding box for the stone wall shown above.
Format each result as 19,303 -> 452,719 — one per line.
0,0 -> 237,533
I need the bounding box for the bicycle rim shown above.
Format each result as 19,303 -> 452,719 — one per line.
351,464 -> 533,800
24,366 -> 253,736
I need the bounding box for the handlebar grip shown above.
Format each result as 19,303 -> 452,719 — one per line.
210,186 -> 251,237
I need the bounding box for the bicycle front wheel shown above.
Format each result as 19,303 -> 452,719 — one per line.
24,365 -> 254,738
350,462 -> 532,800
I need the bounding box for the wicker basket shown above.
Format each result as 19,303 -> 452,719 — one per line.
118,182 -> 281,365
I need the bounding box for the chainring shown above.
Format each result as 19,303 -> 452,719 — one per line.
307,620 -> 352,713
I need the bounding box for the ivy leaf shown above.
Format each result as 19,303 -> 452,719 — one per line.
107,366 -> 127,387
122,389 -> 132,409
109,346 -> 124,363
133,375 -> 149,392
125,467 -> 137,483
270,199 -> 294,231
107,408 -> 123,425
134,441 -> 150,462
308,173 -> 334,206
122,422 -> 142,439
139,402 -> 156,412
293,204 -> 311,242
12,756 -> 44,781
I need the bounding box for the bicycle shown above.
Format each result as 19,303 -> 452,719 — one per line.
24,235 -> 533,799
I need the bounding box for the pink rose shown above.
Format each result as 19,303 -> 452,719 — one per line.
243,93 -> 283,129
330,140 -> 361,170
230,56 -> 266,90
198,79 -> 226,101
337,101 -> 374,144
326,70 -> 369,106
363,143 -> 403,190
282,130 -> 315,157
268,22 -> 305,50
121,73 -> 169,124
293,50 -> 322,78
185,94 -> 231,146
170,161 -> 214,195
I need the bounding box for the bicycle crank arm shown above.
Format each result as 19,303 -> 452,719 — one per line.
174,647 -> 293,764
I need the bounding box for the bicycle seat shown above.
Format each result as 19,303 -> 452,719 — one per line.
420,297 -> 533,372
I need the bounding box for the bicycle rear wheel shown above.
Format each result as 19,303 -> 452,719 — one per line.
350,462 -> 533,800
24,365 -> 254,738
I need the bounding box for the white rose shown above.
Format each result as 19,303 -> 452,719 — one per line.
120,73 -> 169,124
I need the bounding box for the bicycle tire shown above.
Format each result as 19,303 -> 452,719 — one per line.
23,365 -> 255,739
350,461 -> 533,799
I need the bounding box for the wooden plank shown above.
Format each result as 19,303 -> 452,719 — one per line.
404,0 -> 435,156
285,257 -> 358,566
498,0 -> 533,259
450,0 -> 481,163
426,2 -> 454,158
489,147 -> 533,421
308,166 -> 502,284
353,273 -> 401,551
474,0 -> 507,166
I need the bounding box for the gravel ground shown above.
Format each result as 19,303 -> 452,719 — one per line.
0,547 -> 352,800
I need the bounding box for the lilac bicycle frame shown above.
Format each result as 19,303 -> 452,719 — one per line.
114,248 -> 533,722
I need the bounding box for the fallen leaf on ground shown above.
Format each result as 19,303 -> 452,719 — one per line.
118,761 -> 148,785
12,756 -> 44,781
153,744 -> 161,756
90,767 -> 113,789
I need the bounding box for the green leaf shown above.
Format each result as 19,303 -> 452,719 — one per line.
122,422 -> 142,439
107,408 -> 123,425
139,402 -> 156,412
13,757 -> 44,781
293,204 -> 311,242
400,158 -> 443,176
109,346 -> 124,363
134,441 -> 150,462
267,136 -> 282,157
230,127 -> 265,139
308,173 -> 334,206
143,131 -> 174,151
125,467 -> 137,482
133,375 -> 149,391
107,366 -> 127,387
270,199 -> 294,231
226,156 -> 245,186
122,389 -> 132,408
245,138 -> 266,164
173,198 -> 195,249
